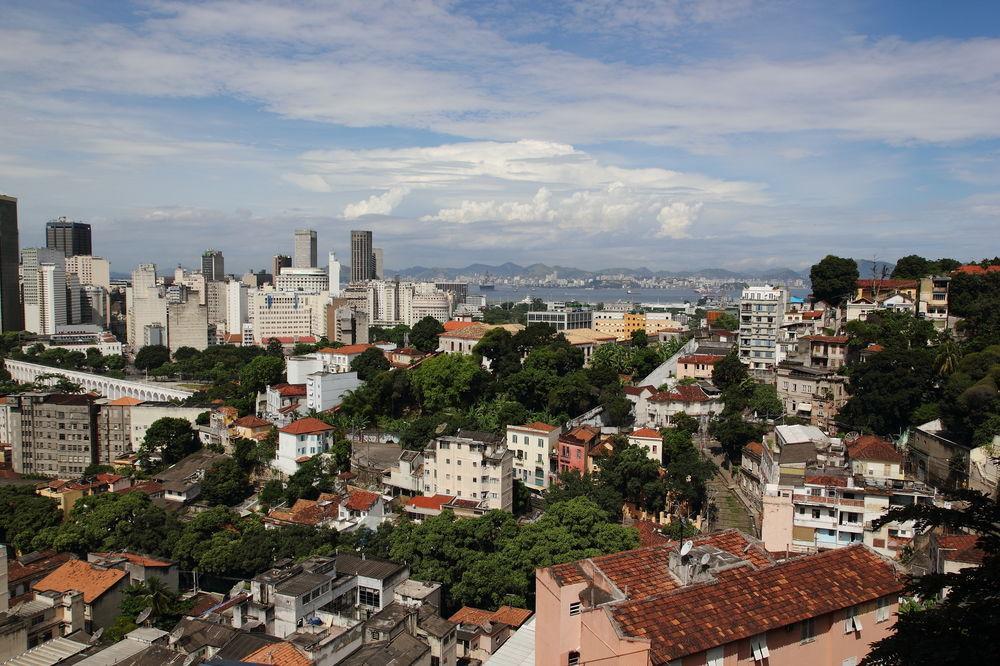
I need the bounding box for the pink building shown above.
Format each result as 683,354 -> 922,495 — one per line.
557,426 -> 601,476
535,529 -> 903,666
676,354 -> 724,380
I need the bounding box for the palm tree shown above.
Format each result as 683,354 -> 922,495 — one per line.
934,334 -> 962,377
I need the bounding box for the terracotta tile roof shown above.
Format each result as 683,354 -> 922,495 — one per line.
405,494 -> 455,510
623,385 -> 655,396
677,354 -> 724,365
273,383 -> 307,397
953,264 -> 1000,275
512,421 -> 560,433
95,472 -> 124,485
630,427 -> 661,439
448,606 -> 533,629
107,396 -> 143,406
856,278 -> 919,289
649,384 -> 711,403
329,343 -> 373,355
847,435 -> 903,463
438,322 -> 492,340
277,404 -> 300,415
561,425 -> 601,445
443,320 -> 478,332
344,489 -> 380,511
119,480 -> 164,496
635,521 -> 670,548
186,591 -> 222,616
279,417 -> 334,435
33,559 -> 128,604
6,552 -> 75,584
233,415 -> 271,429
610,544 -> 903,663
805,474 -> 849,487
937,534 -> 985,565
243,641 -> 311,666
548,530 -> 773,596
217,406 -> 239,416
865,343 -> 885,352
268,494 -> 339,526
801,310 -> 823,320
743,441 -> 765,456
802,334 -> 849,344
93,552 -> 173,568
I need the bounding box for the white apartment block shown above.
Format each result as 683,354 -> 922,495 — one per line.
21,248 -> 68,335
422,433 -> 514,512
250,289 -> 330,344
166,287 -> 209,352
505,422 -> 561,492
65,255 -> 111,291
738,284 -> 788,375
226,280 -> 249,336
305,370 -> 363,412
275,267 -> 330,293
126,264 -> 167,350
367,280 -> 452,327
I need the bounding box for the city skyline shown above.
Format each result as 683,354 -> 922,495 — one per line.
2,1 -> 999,273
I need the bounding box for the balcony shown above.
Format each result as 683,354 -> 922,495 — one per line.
793,494 -> 864,508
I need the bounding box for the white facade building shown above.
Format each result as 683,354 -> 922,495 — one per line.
226,280 -> 249,337
367,280 -> 452,327
293,229 -> 317,268
275,417 -> 336,476
305,371 -> 363,412
250,290 -> 330,343
738,284 -> 788,375
422,433 -> 514,512
126,264 -> 167,350
505,422 -> 560,492
65,255 -> 111,291
328,252 -> 341,297
21,248 -> 67,335
274,267 -> 330,293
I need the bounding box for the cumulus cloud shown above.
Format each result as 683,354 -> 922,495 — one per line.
343,186 -> 410,218
656,201 -> 703,238
282,173 -> 332,193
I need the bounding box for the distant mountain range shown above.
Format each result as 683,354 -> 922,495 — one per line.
388,262 -> 810,282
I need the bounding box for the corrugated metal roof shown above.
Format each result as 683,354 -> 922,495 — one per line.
4,636 -> 89,666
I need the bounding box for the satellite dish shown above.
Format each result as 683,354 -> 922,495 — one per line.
89,628 -> 104,644
680,540 -> 693,557
136,607 -> 153,624
700,553 -> 711,566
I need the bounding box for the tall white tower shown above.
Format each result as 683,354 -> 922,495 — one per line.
328,252 -> 342,297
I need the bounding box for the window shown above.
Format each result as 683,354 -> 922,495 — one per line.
568,651 -> 580,666
359,587 -> 381,608
800,617 -> 815,641
568,601 -> 581,616
749,634 -> 769,662
707,646 -> 724,666
512,435 -> 518,443
844,605 -> 862,633
876,597 -> 891,622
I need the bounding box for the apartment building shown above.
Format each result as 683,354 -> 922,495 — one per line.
536,529 -> 903,666
21,248 -> 68,335
917,275 -> 950,329
367,280 -> 453,326
126,264 -> 167,350
525,308 -> 592,332
32,559 -> 129,633
274,417 -> 336,476
422,432 -> 514,512
798,335 -> 849,370
274,267 -> 329,293
166,286 -> 209,353
505,421 -> 560,492
250,289 -> 329,344
9,393 -> 99,476
676,353 -> 724,380
638,384 -> 725,429
738,284 -> 787,375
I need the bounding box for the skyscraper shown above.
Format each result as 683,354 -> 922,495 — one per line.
272,254 -> 291,279
328,252 -> 342,296
0,195 -> 23,332
373,247 -> 384,279
21,247 -> 67,335
293,229 -> 317,268
45,217 -> 92,257
350,230 -> 374,283
202,249 -> 225,281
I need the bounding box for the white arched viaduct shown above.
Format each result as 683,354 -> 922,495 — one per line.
2,359 -> 194,402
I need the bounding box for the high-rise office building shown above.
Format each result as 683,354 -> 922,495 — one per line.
328,252 -> 341,296
0,195 -> 23,332
272,254 -> 291,279
46,217 -> 92,257
350,230 -> 374,283
201,249 -> 225,281
293,229 -> 317,268
21,247 -> 68,335
373,247 -> 384,280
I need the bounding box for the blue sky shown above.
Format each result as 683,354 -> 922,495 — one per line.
1,0 -> 998,274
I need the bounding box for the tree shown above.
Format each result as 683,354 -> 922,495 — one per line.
369,324 -> 410,347
512,480 -> 531,516
141,417 -> 201,467
411,353 -> 491,412
199,459 -> 253,506
710,416 -> 765,464
409,316 -> 445,353
861,488 -> 999,666
748,384 -> 783,420
839,347 -> 937,436
810,255 -> 859,307
350,347 -> 390,381
0,486 -> 62,553
596,444 -> 665,514
711,349 -> 749,391
239,355 -> 285,395
630,329 -> 649,348
544,472 -> 624,520
134,345 -> 170,371
472,328 -> 521,378
714,312 -> 739,331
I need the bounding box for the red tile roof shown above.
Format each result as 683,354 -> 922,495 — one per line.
243,641 -> 311,666
273,383 -> 307,397
93,552 -> 173,568
107,396 -> 143,406
743,441 -> 764,456
954,264 -> 1000,275
649,384 -> 711,403
678,354 -> 724,365
279,417 -> 334,435
232,415 -> 271,429
801,310 -> 823,320
267,494 -> 340,526
635,521 -> 670,548
328,343 -> 373,355
857,278 -> 919,289
344,489 -> 380,511
623,385 -> 654,396
630,428 -> 661,439
406,494 -> 455,510
449,605 -> 533,629
6,552 -> 75,585
443,320 -> 478,332
512,421 -> 560,433
33,559 -> 128,604
802,335 -> 849,344
610,544 -> 903,663
937,534 -> 985,565
119,480 -> 164,496
805,474 -> 849,487
847,435 -> 903,463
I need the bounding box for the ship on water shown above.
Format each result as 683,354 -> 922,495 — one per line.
479,271 -> 495,291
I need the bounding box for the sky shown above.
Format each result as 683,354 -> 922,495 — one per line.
1,0 -> 999,275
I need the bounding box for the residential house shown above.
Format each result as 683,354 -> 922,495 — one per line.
384,450 -> 424,497
535,529 -> 903,666
505,422 -> 561,493
258,383 -> 307,425
847,436 -> 904,481
274,417 -> 336,477
675,354 -> 724,380
556,426 -> 601,476
641,383 -> 724,428
337,489 -> 388,532
266,493 -> 340,529
153,450 -> 228,503
316,344 -> 374,373
422,432 -> 514,512
855,279 -> 919,301
908,419 -> 982,491
7,589 -> 85,650
449,606 -> 533,662
627,428 -> 663,464
402,494 -> 454,522
798,335 -> 849,370
775,362 -> 848,432
917,276 -> 950,329
436,323 -> 524,358
230,415 -> 271,441
32,559 -> 129,632
4,552 -> 75,605
88,552 -> 180,592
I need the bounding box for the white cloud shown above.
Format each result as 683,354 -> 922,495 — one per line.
282,173 -> 332,193
656,201 -> 703,238
343,186 -> 410,218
